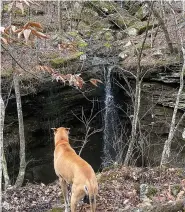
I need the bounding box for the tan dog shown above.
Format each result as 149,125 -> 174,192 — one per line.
52,127 -> 98,212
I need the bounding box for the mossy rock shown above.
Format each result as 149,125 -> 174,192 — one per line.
77,7 -> 111,30
50,52 -> 84,68
104,42 -> 112,48
85,1 -> 118,15
135,5 -> 149,20
104,31 -> 114,41
128,2 -> 143,15
134,43 -> 151,54
52,31 -> 88,52
14,9 -> 28,17
93,29 -> 114,41
3,4 -> 9,12
77,21 -> 91,37
42,52 -> 60,60
125,21 -> 158,36
170,184 -> 181,196
67,31 -> 88,48
73,7 -> 99,27
108,12 -> 137,29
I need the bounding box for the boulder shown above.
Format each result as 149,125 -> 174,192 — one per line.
125,21 -> 158,36
108,11 -> 137,29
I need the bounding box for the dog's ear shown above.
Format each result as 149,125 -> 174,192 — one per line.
51,128 -> 57,134
65,128 -> 70,134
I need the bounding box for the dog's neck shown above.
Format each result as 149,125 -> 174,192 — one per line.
55,134 -> 69,147
55,139 -> 69,147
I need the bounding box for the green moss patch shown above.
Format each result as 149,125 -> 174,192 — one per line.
50,52 -> 84,68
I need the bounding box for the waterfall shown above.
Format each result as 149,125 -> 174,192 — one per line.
102,66 -> 119,167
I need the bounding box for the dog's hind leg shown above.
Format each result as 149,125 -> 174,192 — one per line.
59,178 -> 70,212
71,185 -> 85,212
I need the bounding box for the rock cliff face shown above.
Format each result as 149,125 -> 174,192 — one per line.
3,74 -> 104,184
3,62 -> 184,183
135,64 -> 185,167
112,61 -> 185,167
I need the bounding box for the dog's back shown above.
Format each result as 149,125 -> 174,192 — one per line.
54,142 -> 96,184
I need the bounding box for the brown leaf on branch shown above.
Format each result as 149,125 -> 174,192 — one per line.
89,78 -> 103,87
15,22 -> 49,43
24,22 -> 43,30
0,27 -> 5,33
1,25 -> 17,44
1,37 -> 9,45
31,30 -> 49,39
4,25 -> 12,34
36,66 -> 85,89
23,29 -> 31,44
36,65 -> 55,74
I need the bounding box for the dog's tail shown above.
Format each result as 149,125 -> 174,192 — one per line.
84,180 -> 97,212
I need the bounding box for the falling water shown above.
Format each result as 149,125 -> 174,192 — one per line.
102,66 -> 119,167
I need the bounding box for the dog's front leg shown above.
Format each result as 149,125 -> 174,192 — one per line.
59,178 -> 70,212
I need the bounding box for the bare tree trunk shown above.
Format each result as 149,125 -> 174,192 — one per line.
58,0 -> 62,33
2,150 -> 10,189
0,95 -> 5,193
1,93 -> 11,190
160,47 -> 185,166
124,78 -> 141,166
148,2 -> 174,53
13,71 -> 26,187
124,4 -> 153,166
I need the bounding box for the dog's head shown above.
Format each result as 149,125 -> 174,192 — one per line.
51,127 -> 70,143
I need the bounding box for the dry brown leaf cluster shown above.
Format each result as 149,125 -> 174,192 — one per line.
1,22 -> 49,45
36,65 -> 102,89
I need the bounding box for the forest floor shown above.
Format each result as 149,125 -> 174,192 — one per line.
2,166 -> 185,212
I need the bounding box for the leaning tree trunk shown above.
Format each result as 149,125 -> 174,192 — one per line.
0,95 -> 5,193
1,94 -> 11,190
2,150 -> 10,189
160,47 -> 185,166
124,79 -> 141,166
13,71 -> 26,187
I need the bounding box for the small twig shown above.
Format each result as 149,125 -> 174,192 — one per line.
1,45 -> 41,79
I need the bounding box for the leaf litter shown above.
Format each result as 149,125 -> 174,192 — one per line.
2,166 -> 185,211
